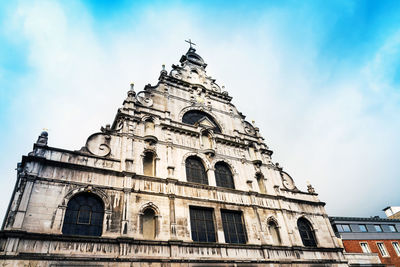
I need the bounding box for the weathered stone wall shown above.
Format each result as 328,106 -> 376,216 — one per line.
0,48 -> 356,266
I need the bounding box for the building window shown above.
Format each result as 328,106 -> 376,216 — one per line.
342,224 -> 351,232
143,151 -> 156,176
388,225 -> 397,232
185,156 -> 208,185
374,225 -> 383,232
336,224 -> 351,232
221,210 -> 247,244
268,220 -> 281,245
62,193 -> 104,236
189,207 -> 216,242
142,208 -> 156,239
359,224 -> 368,232
392,242 -> 400,256
297,218 -> 317,247
214,162 -> 235,189
182,110 -> 221,133
360,242 -> 371,253
377,242 -> 389,257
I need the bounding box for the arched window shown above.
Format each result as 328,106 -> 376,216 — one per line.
142,208 -> 156,239
268,220 -> 281,245
215,162 -> 234,189
297,218 -> 317,247
62,193 -> 104,236
185,156 -> 208,185
143,151 -> 156,176
182,110 -> 221,133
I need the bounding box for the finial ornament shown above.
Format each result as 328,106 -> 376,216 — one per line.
36,129 -> 49,146
128,83 -> 136,98
307,183 -> 316,194
185,39 -> 196,49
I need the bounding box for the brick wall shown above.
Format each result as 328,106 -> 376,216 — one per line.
343,239 -> 400,267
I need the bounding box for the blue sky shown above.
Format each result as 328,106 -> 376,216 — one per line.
1,0 -> 400,221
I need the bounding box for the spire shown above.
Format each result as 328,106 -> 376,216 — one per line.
180,39 -> 207,68
185,39 -> 196,49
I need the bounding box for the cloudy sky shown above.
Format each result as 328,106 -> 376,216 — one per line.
1,0 -> 400,221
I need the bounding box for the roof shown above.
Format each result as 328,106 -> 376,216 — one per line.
329,216 -> 400,223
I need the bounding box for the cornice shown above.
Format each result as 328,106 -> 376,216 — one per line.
18,157 -> 325,209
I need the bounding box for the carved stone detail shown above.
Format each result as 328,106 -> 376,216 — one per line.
85,133 -> 112,157
136,91 -> 154,107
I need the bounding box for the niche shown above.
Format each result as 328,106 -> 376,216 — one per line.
201,132 -> 213,150
268,220 -> 281,245
144,118 -> 155,136
142,208 -> 156,239
256,172 -> 266,194
143,151 -> 156,176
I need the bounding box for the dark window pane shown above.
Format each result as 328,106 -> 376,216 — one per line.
359,224 -> 367,232
186,157 -> 208,185
297,218 -> 317,247
341,224 -> 351,232
77,205 -> 91,224
182,110 -> 221,133
62,193 -> 104,237
215,162 -> 235,189
189,207 -> 216,243
221,210 -> 246,244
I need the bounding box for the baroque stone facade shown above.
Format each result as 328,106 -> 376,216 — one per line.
1,46 -> 349,266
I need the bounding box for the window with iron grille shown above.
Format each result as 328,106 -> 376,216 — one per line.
62,193 -> 104,236
185,156 -> 208,185
221,210 -> 247,244
297,218 -> 317,247
215,162 -> 235,189
182,110 -> 221,133
189,207 -> 216,242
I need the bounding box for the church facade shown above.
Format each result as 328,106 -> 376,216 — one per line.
0,45 -> 350,266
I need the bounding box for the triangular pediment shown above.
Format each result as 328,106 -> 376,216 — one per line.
197,117 -> 216,129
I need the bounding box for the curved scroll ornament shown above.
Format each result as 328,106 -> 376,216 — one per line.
280,171 -> 297,191
243,121 -> 256,135
136,91 -> 153,107
211,83 -> 221,93
114,119 -> 124,132
171,69 -> 182,79
85,133 -> 112,157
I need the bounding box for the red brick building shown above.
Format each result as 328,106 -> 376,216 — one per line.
330,217 -> 400,267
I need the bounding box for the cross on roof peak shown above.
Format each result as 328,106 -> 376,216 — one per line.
185,39 -> 196,48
